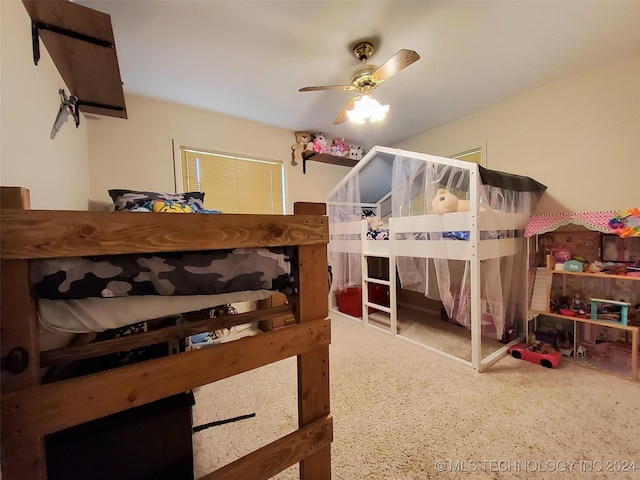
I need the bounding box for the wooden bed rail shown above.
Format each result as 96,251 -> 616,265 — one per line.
203,414 -> 333,480
2,317 -> 330,440
0,209 -> 328,259
40,303 -> 295,367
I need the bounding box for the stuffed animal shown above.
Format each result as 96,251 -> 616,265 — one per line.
367,216 -> 384,231
332,138 -> 350,157
349,145 -> 363,160
312,132 -> 330,154
431,188 -> 471,214
366,216 -> 388,240
291,131 -> 311,166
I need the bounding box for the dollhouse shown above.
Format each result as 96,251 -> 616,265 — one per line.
525,211 -> 640,381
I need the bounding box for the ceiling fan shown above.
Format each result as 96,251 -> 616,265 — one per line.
299,41 -> 420,124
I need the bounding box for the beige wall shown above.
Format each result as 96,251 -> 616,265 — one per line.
0,0 -> 90,210
87,94 -> 349,212
3,0 -> 637,215
395,51 -> 640,214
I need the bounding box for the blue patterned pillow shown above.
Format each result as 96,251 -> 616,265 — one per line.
108,189 -> 205,211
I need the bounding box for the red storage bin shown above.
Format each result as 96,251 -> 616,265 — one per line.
336,286 -> 362,317
368,283 -> 390,312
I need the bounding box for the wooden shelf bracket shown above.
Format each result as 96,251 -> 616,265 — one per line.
31,20 -> 114,66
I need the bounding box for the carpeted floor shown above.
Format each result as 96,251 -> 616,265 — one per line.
192,317 -> 640,479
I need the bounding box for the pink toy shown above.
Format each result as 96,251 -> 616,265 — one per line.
552,248 -> 571,263
508,343 -> 562,368
332,138 -> 350,157
312,133 -> 329,154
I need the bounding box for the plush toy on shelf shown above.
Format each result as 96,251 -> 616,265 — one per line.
349,145 -> 363,160
312,132 -> 330,154
291,131 -> 312,166
332,138 -> 350,157
431,188 -> 471,214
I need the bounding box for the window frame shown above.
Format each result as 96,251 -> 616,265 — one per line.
451,147 -> 484,166
172,143 -> 286,215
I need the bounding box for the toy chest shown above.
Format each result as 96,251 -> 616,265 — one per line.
337,286 -> 362,317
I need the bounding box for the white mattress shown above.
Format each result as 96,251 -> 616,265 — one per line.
38,290 -> 273,334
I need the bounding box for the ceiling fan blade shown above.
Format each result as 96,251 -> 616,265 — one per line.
372,49 -> 420,82
299,85 -> 354,92
333,97 -> 357,125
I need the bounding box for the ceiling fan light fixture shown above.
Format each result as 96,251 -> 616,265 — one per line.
346,95 -> 389,124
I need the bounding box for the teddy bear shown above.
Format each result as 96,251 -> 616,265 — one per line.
431,188 -> 471,214
349,145 -> 363,160
291,131 -> 311,166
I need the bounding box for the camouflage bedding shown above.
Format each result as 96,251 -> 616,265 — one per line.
30,247 -> 297,300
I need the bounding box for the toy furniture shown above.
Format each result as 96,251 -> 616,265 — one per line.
325,145 -> 546,372
0,187 -> 332,480
590,298 -> 631,325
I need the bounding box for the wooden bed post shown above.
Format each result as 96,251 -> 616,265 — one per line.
0,187 -> 47,480
293,202 -> 332,480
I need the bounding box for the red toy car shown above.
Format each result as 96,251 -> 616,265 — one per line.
508,343 -> 562,369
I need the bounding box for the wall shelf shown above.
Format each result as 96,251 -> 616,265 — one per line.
530,310 -> 639,331
551,270 -> 640,281
302,151 -> 358,174
23,0 -> 127,119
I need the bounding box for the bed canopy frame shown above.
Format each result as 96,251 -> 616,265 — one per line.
326,146 -> 546,371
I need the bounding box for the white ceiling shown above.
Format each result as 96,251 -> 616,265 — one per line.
78,0 -> 640,148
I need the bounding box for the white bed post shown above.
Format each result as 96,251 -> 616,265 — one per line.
389,220 -> 397,336
469,166 -> 482,372
522,194 -> 534,343
361,218 -> 369,328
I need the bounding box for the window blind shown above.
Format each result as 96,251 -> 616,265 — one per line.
453,148 -> 482,165
181,148 -> 284,214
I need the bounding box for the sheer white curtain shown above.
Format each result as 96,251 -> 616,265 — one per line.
392,154 -> 537,340
327,148 -> 539,340
327,172 -> 362,292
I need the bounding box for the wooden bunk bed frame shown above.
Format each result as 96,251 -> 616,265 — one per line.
0,187 -> 332,480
